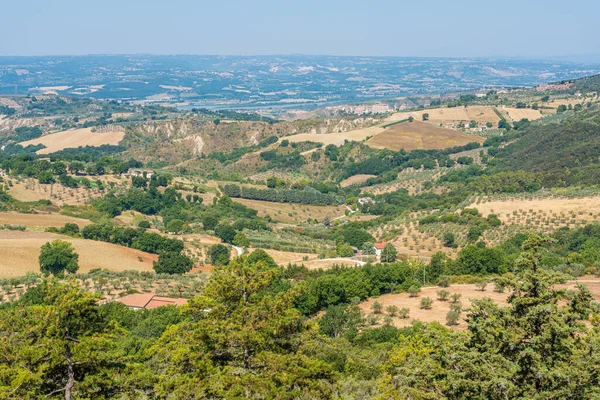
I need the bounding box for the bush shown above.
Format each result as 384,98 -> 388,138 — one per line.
408,285 -> 421,297
371,301 -> 383,314
446,310 -> 460,326
475,280 -> 488,291
420,297 -> 433,310
138,220 -> 151,229
450,293 -> 462,304
438,275 -> 451,287
385,305 -> 399,317
450,302 -> 463,313
437,289 -> 450,301
398,307 -> 410,319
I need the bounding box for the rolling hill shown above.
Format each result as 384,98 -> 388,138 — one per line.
366,121 -> 485,151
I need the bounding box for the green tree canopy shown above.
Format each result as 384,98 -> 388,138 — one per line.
39,239 -> 79,277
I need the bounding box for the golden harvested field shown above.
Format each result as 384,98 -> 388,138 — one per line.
471,196 -> 600,223
285,125 -> 384,146
19,127 -> 125,154
340,174 -> 377,187
366,121 -> 485,151
390,106 -> 502,124
232,198 -> 345,223
503,107 -> 543,121
0,231 -> 156,278
0,212 -> 91,229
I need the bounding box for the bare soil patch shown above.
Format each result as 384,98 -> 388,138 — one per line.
359,284 -> 509,330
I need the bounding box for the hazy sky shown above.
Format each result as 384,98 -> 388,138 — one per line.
2,0 -> 599,58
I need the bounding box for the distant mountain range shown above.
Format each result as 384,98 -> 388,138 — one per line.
0,55 -> 598,109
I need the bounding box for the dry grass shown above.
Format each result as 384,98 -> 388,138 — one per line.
232,198 -> 345,223
0,231 -> 156,278
302,258 -> 365,270
360,279 -> 600,330
285,125 -> 384,146
248,248 -> 316,265
366,121 -> 485,151
8,176 -> 122,206
0,212 -> 91,229
359,284 -> 509,330
503,107 -> 543,121
471,196 -> 600,222
19,127 -> 125,154
390,106 -> 502,124
340,174 -> 377,187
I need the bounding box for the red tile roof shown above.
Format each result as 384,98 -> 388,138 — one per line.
115,294 -> 187,309
374,242 -> 387,249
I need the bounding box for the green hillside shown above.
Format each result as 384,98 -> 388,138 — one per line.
491,108 -> 600,186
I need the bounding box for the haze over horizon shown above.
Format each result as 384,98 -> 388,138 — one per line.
2,0 -> 600,59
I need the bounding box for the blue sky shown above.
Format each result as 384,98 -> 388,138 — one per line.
1,0 -> 599,58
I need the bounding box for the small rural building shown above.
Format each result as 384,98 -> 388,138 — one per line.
358,197 -> 374,205
374,242 -> 388,258
126,168 -> 154,179
114,293 -> 187,310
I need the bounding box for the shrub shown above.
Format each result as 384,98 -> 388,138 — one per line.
446,310 -> 460,326
450,293 -> 462,303
138,220 -> 151,229
438,275 -> 451,287
475,280 -> 488,291
408,285 -> 421,297
386,305 -> 399,317
450,302 -> 463,313
420,297 -> 433,310
437,289 -> 450,301
398,307 -> 410,319
371,301 -> 383,314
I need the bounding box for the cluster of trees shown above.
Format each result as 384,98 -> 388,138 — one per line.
80,223 -> 184,254
1,231 -> 600,398
223,184 -> 341,205
0,152 -> 143,188
259,148 -> 306,170
381,236 -> 600,399
338,143 -> 481,182
208,135 -> 279,165
420,208 -> 501,244
293,262 -> 420,315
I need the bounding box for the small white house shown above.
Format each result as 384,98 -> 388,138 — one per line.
374,242 -> 387,257
126,168 -> 154,179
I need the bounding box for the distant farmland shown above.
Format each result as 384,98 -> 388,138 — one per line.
19,127 -> 125,154
0,231 -> 156,278
366,121 -> 485,151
